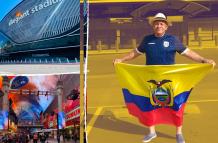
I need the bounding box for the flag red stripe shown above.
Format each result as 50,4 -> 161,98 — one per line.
126,103 -> 186,127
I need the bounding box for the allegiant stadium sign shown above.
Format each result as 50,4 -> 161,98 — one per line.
8,0 -> 63,26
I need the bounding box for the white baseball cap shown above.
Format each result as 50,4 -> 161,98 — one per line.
150,13 -> 169,25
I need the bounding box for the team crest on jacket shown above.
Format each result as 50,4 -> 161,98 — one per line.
147,79 -> 174,107
163,41 -> 169,48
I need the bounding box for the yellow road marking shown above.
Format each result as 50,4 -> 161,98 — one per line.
189,99 -> 218,103
87,99 -> 218,109
87,107 -> 103,135
88,105 -> 125,109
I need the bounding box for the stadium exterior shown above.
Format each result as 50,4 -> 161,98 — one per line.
0,0 -> 80,63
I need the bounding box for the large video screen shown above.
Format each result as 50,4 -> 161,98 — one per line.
0,74 -> 79,130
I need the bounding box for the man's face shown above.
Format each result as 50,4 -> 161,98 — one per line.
152,21 -> 168,36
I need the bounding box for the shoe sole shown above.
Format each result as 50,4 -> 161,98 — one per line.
142,135 -> 157,143
177,141 -> 185,143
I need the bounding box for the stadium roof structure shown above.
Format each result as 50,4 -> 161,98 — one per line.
89,1 -> 218,19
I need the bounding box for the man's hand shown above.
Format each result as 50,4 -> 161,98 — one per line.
113,49 -> 141,65
113,59 -> 123,65
202,58 -> 216,67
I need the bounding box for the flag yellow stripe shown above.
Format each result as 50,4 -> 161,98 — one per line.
115,63 -> 212,97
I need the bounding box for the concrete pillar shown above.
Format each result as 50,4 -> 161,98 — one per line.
116,30 -> 120,51
2,76 -> 10,111
2,76 -> 10,130
97,40 -> 102,52
132,39 -> 137,49
199,37 -> 202,48
183,35 -> 187,46
56,80 -> 63,113
215,35 -> 218,47
56,80 -> 63,142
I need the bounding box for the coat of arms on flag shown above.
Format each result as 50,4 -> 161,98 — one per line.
147,79 -> 174,107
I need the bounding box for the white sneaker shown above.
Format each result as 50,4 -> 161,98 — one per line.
142,133 -> 157,142
176,134 -> 185,143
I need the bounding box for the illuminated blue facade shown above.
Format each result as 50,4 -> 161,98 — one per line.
0,0 -> 80,63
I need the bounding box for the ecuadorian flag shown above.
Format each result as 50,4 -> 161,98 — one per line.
115,63 -> 213,127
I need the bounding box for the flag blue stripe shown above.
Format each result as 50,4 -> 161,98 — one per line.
122,88 -> 192,112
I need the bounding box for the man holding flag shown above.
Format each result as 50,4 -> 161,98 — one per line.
114,13 -> 216,143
